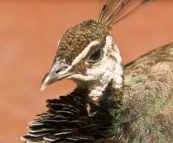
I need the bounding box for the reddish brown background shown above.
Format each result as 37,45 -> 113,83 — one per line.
0,1 -> 173,143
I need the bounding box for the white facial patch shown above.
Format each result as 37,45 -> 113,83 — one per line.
86,35 -> 123,102
59,41 -> 100,75
57,35 -> 123,103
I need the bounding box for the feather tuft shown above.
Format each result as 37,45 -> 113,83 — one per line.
97,0 -> 154,28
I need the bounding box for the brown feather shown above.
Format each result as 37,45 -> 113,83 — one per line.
123,43 -> 173,142
97,0 -> 154,28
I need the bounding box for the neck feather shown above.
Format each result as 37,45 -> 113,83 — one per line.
87,80 -> 124,116
88,36 -> 123,104
84,80 -> 125,142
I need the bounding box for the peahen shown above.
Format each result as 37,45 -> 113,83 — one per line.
22,0 -> 173,142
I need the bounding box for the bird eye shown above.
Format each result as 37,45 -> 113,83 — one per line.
89,49 -> 102,62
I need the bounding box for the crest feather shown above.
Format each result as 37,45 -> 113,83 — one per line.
97,0 -> 154,28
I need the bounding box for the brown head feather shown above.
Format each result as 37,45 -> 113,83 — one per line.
97,0 -> 154,29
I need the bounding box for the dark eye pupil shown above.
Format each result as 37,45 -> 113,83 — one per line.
90,50 -> 101,61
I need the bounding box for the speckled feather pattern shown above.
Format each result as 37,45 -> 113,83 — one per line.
23,0 -> 173,142
56,20 -> 109,73
123,43 -> 173,142
24,43 -> 173,143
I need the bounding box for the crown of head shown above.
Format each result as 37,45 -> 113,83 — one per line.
40,0 -> 152,102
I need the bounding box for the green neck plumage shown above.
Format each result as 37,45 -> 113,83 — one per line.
86,80 -> 128,142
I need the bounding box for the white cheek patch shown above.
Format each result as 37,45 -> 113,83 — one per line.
106,36 -> 123,88
57,35 -> 123,104
86,35 -> 123,102
102,35 -> 112,61
59,41 -> 100,75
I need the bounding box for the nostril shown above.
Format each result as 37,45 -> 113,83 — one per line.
54,63 -> 68,74
55,69 -> 61,74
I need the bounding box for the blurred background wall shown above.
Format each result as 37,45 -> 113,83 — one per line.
0,0 -> 173,143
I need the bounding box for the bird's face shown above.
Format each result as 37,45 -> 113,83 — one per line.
40,20 -> 123,91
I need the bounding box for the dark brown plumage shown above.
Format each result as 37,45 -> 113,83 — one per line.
56,20 -> 108,74
22,0 -> 173,143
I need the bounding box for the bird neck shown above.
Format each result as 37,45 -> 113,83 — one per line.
86,80 -> 124,117
83,80 -> 125,142
88,39 -> 123,105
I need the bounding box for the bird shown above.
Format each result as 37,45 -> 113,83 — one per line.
22,0 -> 173,143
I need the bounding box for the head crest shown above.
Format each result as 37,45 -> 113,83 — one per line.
97,0 -> 154,28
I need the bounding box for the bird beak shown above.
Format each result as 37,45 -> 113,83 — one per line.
40,59 -> 72,91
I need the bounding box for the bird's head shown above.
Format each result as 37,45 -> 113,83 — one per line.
40,20 -> 123,101
40,0 -> 151,102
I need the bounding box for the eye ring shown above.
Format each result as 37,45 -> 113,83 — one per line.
88,49 -> 103,63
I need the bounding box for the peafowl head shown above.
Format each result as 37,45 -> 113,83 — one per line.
40,0 -> 152,102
